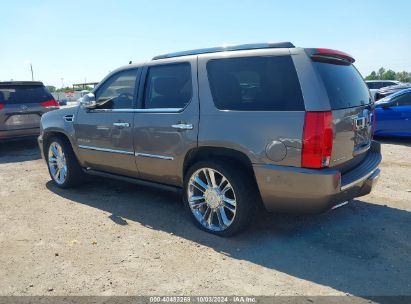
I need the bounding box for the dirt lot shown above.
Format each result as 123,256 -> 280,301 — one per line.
0,138 -> 410,297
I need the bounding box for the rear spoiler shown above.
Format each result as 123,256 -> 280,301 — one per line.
306,48 -> 355,63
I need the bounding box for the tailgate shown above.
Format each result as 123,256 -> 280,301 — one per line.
0,84 -> 53,131
332,105 -> 373,171
1,105 -> 42,131
311,56 -> 373,171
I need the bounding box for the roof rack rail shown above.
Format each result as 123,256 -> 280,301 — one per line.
152,42 -> 295,60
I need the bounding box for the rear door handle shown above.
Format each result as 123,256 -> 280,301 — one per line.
113,122 -> 130,128
171,123 -> 193,130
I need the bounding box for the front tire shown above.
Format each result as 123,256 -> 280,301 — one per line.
46,136 -> 84,188
183,160 -> 259,237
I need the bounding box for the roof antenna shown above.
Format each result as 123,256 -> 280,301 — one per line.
129,61 -> 132,64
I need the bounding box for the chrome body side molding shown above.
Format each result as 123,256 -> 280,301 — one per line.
78,145 -> 134,155
135,152 -> 174,160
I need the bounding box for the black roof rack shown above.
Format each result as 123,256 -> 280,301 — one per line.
152,42 -> 295,60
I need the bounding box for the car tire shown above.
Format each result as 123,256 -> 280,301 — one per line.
183,160 -> 259,237
45,136 -> 84,188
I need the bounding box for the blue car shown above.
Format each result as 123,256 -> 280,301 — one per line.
374,88 -> 411,137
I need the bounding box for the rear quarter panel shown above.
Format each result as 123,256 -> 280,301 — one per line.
197,49 -> 305,167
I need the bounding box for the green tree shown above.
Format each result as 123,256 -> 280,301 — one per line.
378,67 -> 386,78
55,86 -> 73,92
365,71 -> 378,80
396,71 -> 411,83
382,69 -> 396,80
46,85 -> 56,92
365,68 -> 411,83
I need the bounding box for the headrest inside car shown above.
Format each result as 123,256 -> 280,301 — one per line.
154,77 -> 182,96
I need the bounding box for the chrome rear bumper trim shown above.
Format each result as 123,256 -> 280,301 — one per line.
341,168 -> 379,191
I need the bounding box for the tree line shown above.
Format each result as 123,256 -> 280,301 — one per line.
365,68 -> 411,83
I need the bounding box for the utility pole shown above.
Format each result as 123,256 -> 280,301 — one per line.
30,63 -> 34,81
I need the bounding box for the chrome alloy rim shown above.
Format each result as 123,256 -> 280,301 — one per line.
187,168 -> 236,231
48,142 -> 67,184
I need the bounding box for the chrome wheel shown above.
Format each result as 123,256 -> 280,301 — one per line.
48,142 -> 67,185
187,168 -> 237,231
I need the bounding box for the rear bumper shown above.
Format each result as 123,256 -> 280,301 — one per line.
0,128 -> 40,140
254,141 -> 382,213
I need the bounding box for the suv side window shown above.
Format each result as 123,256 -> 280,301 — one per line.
383,82 -> 395,88
143,63 -> 192,109
367,82 -> 376,89
392,92 -> 411,106
207,56 -> 304,111
95,69 -> 139,109
376,82 -> 385,89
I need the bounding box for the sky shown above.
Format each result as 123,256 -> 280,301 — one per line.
1,0 -> 410,87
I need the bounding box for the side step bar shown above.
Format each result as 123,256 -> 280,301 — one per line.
84,168 -> 182,194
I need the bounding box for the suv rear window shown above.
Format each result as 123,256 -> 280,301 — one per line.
313,62 -> 370,109
0,85 -> 53,104
207,56 -> 304,111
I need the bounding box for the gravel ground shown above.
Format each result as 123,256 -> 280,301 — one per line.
0,138 -> 410,297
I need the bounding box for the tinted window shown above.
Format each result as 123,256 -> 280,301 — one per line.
144,63 -> 192,109
95,69 -> 138,109
207,56 -> 304,111
314,62 -> 370,109
0,85 -> 53,104
375,82 -> 386,89
367,82 -> 376,89
393,93 -> 411,106
383,82 -> 396,88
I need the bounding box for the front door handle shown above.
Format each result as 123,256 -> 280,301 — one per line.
113,122 -> 130,128
171,123 -> 193,130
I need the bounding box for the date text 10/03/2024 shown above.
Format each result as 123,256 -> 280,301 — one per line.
149,296 -> 256,303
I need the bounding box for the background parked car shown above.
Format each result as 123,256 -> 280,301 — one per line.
374,88 -> 411,137
375,83 -> 411,100
0,81 -> 59,141
366,80 -> 400,101
58,99 -> 68,106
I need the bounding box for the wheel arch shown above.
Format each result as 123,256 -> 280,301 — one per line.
42,130 -> 77,159
183,146 -> 256,182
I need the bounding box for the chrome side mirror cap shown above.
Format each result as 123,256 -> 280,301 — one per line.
80,93 -> 97,109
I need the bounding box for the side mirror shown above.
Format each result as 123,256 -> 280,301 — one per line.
80,93 -> 97,109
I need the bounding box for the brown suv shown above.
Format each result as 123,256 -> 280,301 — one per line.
38,42 -> 381,236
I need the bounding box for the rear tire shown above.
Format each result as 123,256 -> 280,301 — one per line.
183,160 -> 259,237
45,136 -> 84,188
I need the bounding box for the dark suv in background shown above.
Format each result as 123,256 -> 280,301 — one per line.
0,81 -> 58,140
38,42 -> 381,236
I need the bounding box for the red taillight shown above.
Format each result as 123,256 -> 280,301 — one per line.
0,103 -> 5,110
41,99 -> 59,108
302,111 -> 333,169
315,48 -> 355,63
